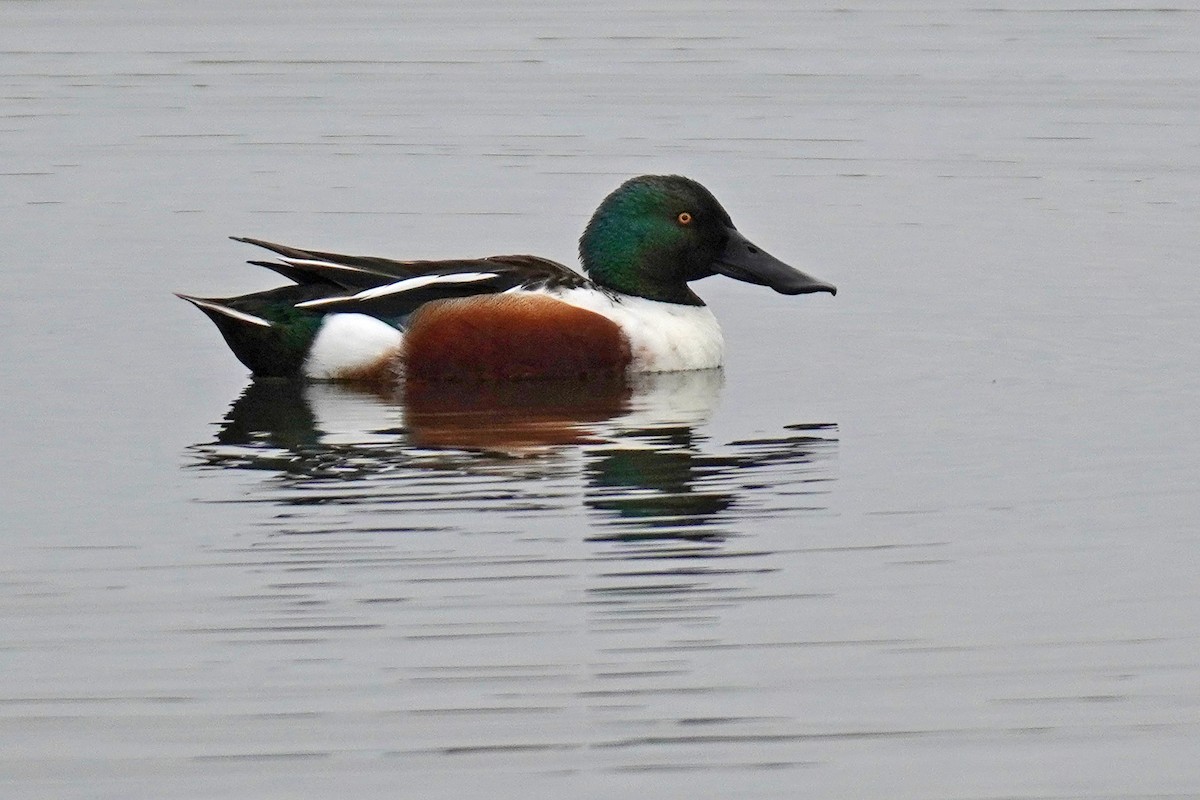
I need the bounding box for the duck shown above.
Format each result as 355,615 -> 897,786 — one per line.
178,174 -> 836,383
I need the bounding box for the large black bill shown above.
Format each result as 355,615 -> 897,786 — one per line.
714,229 -> 837,296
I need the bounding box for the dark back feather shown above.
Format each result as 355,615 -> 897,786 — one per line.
232,237 -> 596,322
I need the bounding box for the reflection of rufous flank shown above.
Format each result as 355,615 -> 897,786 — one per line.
402,374 -> 631,453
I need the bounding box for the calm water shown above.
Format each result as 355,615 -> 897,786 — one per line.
2,2 -> 1198,798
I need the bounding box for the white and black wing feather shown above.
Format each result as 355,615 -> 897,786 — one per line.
231,237 -> 596,321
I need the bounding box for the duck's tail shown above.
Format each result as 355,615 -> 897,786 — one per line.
177,289 -> 322,377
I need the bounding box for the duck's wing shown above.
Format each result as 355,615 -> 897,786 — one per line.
233,237 -> 594,321
234,236 -> 430,289
233,237 -> 589,292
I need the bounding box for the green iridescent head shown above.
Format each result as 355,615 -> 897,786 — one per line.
579,175 -> 733,305
579,175 -> 836,306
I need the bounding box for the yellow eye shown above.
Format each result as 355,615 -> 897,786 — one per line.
677,211 -> 693,225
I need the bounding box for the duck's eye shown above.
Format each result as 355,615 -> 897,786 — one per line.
677,211 -> 693,226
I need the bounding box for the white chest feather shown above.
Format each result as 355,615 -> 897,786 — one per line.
554,288 -> 724,373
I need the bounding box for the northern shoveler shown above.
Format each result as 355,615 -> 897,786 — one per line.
178,174 -> 836,382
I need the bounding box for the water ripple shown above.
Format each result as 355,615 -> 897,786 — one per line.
187,373 -> 838,542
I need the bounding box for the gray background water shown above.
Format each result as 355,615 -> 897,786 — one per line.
2,2 -> 1198,798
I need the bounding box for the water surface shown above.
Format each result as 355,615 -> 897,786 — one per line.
2,2 -> 1198,798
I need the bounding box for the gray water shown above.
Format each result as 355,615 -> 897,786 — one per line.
2,2 -> 1198,798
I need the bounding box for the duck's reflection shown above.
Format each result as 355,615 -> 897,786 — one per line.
402,374 -> 630,452
190,371 -> 835,534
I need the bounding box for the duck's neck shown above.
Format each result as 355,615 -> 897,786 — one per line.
579,226 -> 705,306
599,275 -> 705,306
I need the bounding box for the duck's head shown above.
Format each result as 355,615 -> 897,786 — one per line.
579,174 -> 837,305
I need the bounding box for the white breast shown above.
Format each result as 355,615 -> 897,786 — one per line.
554,288 -> 724,373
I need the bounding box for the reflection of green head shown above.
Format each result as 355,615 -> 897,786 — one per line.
579,175 -> 735,305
